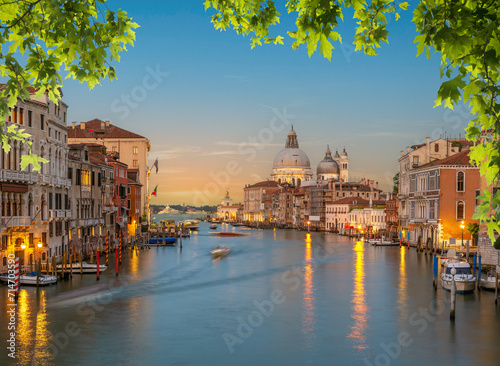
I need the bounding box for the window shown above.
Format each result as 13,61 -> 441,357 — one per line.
127,187 -> 131,195
410,201 -> 415,218
63,112 -> 66,123
412,156 -> 419,167
91,171 -> 95,185
40,114 -> 44,130
49,127 -> 51,137
133,160 -> 138,167
19,108 -> 24,125
457,201 -> 465,220
76,169 -> 81,185
429,201 -> 435,219
28,110 -> 32,127
457,171 -> 465,192
476,189 -> 481,205
98,172 -> 102,186
434,144 -> 439,152
133,146 -> 138,154
68,167 -> 73,180
49,192 -> 53,210
112,146 -> 117,152
128,199 -> 131,209
49,222 -> 53,237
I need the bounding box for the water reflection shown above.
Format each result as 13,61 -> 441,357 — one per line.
33,292 -> 52,365
398,246 -> 409,319
347,241 -> 368,355
17,290 -> 33,365
302,233 -> 316,346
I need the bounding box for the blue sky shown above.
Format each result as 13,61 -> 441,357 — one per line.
59,1 -> 471,205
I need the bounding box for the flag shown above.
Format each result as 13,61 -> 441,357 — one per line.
152,158 -> 159,174
151,185 -> 158,196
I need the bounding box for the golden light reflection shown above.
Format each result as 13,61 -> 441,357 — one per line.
302,233 -> 316,345
17,290 -> 33,366
33,292 -> 52,365
347,241 -> 368,353
398,246 -> 408,318
129,249 -> 139,275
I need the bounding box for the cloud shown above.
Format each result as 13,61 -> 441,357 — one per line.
215,141 -> 282,147
201,150 -> 240,156
151,145 -> 201,160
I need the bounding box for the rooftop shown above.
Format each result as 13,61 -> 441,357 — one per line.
69,118 -> 146,139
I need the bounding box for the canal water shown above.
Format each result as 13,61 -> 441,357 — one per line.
1,222 -> 500,366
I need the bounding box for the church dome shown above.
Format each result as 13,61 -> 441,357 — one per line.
273,126 -> 311,168
317,145 -> 339,175
273,148 -> 311,168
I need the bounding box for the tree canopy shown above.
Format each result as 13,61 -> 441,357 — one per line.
205,0 -> 500,242
0,0 -> 138,169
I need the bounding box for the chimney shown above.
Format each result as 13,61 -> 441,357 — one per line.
105,120 -> 110,127
376,181 -> 379,190
406,147 -> 410,153
72,122 -> 76,129
400,150 -> 404,157
369,195 -> 373,208
370,180 -> 373,191
80,122 -> 85,129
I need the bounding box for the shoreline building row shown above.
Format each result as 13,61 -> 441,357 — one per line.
243,127 -> 389,233
0,88 -> 150,272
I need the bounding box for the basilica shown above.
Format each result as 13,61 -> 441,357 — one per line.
271,126 -> 349,185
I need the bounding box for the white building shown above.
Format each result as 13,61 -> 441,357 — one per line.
217,191 -> 241,221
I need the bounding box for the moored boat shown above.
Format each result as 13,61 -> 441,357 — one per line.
148,237 -> 177,246
441,261 -> 476,293
210,224 -> 217,230
1,272 -> 57,286
56,262 -> 108,273
480,273 -> 500,290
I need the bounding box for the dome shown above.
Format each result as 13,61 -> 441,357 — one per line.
273,126 -> 311,168
273,148 -> 310,168
334,149 -> 340,159
317,145 -> 339,175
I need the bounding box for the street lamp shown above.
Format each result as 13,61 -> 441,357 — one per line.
307,221 -> 311,232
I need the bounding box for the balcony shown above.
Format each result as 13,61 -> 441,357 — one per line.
78,217 -> 105,227
0,169 -> 39,184
0,216 -> 31,227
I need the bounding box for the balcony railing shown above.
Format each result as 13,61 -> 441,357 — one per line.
0,169 -> 39,184
0,216 -> 31,227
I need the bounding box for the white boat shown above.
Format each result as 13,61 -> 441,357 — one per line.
440,249 -> 464,266
211,246 -> 230,258
56,262 -> 108,273
0,272 -> 57,286
441,261 -> 476,293
480,273 -> 500,290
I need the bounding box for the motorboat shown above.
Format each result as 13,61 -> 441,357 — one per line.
480,272 -> 500,290
0,272 -> 57,286
56,262 -> 108,274
372,240 -> 399,247
211,246 -> 230,258
212,231 -> 247,237
148,237 -> 177,246
180,221 -> 199,231
210,224 -> 217,230
441,261 -> 476,293
440,249 -> 465,266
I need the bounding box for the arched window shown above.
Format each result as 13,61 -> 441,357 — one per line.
434,144 -> 439,152
457,201 -> 465,220
457,171 -> 465,192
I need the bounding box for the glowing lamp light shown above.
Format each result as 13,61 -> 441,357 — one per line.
21,244 -> 26,250
357,225 -> 361,230
307,221 -> 311,225
37,242 -> 43,248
